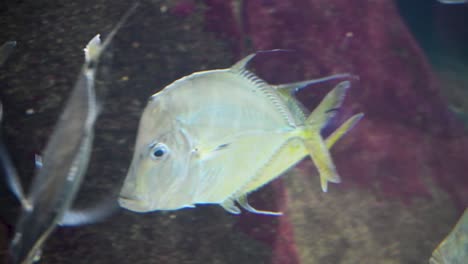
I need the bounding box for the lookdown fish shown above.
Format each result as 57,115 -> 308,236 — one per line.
430,208 -> 468,264
7,5 -> 137,264
119,51 -> 364,215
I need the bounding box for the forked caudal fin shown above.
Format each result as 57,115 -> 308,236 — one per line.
325,113 -> 364,149
299,81 -> 355,192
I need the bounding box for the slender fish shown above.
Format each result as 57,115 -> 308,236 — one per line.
8,5 -> 137,263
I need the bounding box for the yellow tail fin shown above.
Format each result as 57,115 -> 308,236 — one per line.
302,131 -> 340,192
300,81 -> 362,192
326,113 -> 364,148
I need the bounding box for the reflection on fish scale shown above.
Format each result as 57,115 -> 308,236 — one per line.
119,50 -> 364,216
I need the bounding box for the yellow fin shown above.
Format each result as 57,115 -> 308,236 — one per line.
307,80 -> 350,129
236,194 -> 282,216
326,113 -> 364,148
300,113 -> 363,192
302,131 -> 339,192
300,81 -> 355,192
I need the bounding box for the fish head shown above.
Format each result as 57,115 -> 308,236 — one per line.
119,94 -> 195,212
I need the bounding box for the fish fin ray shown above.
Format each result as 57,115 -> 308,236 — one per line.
326,113 -> 364,148
237,194 -> 282,216
220,198 -> 241,214
230,53 -> 256,72
307,80 -> 351,130
0,142 -> 32,210
230,49 -> 295,73
301,130 -> 340,192
235,68 -> 296,125
274,73 -> 354,94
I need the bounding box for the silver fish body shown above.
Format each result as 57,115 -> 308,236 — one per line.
121,69 -> 298,210
8,5 -> 138,262
120,53 -> 363,215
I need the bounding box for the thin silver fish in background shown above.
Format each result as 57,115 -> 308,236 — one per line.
0,41 -> 31,211
7,5 -> 137,263
0,41 -> 16,66
437,0 -> 468,4
119,51 -> 363,215
430,208 -> 468,264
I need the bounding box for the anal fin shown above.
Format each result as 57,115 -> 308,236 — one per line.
237,194 -> 282,216
220,198 -> 241,215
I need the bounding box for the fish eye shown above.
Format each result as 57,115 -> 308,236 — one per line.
149,143 -> 169,160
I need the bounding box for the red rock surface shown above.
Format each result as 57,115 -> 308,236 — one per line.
205,0 -> 468,209
204,0 -> 468,263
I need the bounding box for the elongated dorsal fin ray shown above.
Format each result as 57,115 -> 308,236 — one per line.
231,53 -> 256,72
221,198 -> 241,214
230,49 -> 296,73
83,2 -> 139,65
274,73 -> 355,94
307,80 -> 350,130
236,194 -> 282,216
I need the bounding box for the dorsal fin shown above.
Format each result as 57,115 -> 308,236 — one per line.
274,73 -> 356,94
230,49 -> 295,73
231,53 -> 256,72
229,52 -> 299,126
